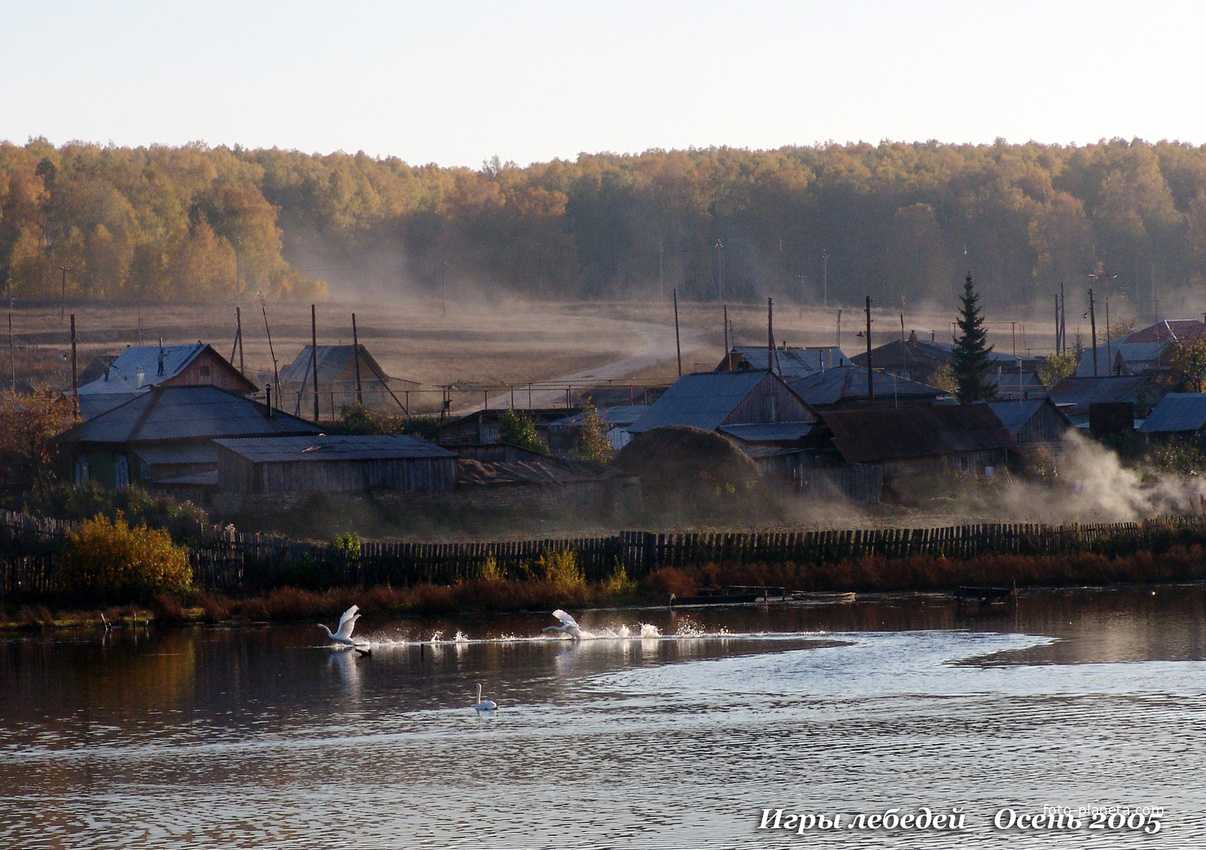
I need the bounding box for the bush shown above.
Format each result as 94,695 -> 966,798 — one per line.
538,549 -> 584,594
60,514 -> 193,603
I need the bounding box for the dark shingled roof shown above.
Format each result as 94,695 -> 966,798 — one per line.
815,404 -> 1017,464
1138,393 -> 1206,434
214,434 -> 456,462
65,386 -> 321,444
1047,375 -> 1162,414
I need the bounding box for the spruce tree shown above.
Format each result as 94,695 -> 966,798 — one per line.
951,273 -> 997,403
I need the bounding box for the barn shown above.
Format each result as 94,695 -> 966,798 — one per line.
214,434 -> 458,495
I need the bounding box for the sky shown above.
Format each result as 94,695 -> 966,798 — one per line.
3,0 -> 1203,169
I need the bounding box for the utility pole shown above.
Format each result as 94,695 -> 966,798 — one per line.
8,313 -> 14,391
767,297 -> 777,378
70,314 -> 78,416
673,288 -> 682,377
352,312 -> 363,405
822,249 -> 829,309
865,296 -> 873,401
836,309 -> 842,350
1088,288 -> 1098,377
658,242 -> 664,300
59,267 -> 70,323
311,304 -> 320,422
714,239 -> 724,301
723,304 -> 730,369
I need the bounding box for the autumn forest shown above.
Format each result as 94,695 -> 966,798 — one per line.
3,137 -> 1206,319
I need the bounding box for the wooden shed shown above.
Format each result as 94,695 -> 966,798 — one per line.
214,435 -> 457,495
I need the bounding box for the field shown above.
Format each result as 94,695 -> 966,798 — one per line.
4,293 -> 1056,415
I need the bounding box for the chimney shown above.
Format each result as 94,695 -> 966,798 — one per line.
135,367 -> 145,389
157,337 -> 164,376
265,384 -> 273,417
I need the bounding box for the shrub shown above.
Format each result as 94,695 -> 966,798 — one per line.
538,549 -> 584,594
60,514 -> 193,603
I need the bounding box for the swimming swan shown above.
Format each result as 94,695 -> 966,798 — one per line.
541,609 -> 581,639
474,682 -> 498,712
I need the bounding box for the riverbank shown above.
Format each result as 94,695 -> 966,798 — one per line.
6,542 -> 1206,631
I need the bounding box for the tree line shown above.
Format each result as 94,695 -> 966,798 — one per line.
3,137 -> 1206,314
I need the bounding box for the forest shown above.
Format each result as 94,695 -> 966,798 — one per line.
3,136 -> 1206,319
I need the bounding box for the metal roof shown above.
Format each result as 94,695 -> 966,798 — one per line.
278,344 -> 410,387
719,422 -> 815,443
215,434 -> 456,463
66,386 -> 322,444
628,371 -> 800,434
984,399 -> 1071,435
816,404 -> 1017,464
78,392 -> 141,420
1047,375 -> 1160,412
787,366 -> 944,407
132,444 -> 218,466
723,346 -> 851,377
1137,393 -> 1206,433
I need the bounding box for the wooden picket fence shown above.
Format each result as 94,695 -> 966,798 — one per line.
3,509 -> 1206,597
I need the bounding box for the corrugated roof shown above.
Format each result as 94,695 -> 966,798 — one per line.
278,344 -> 413,388
983,399 -> 1073,435
628,371 -> 786,434
66,386 -> 321,444
787,366 -> 944,407
817,405 -> 1017,463
1047,375 -> 1159,412
724,346 -> 851,377
215,434 -> 456,463
1137,393 -> 1206,433
719,423 -> 815,443
78,392 -> 141,420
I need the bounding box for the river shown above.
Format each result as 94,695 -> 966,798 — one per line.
2,585 -> 1204,848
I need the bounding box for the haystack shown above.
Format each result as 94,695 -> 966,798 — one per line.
612,426 -> 760,504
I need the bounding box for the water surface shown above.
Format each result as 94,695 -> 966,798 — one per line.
2,585 -> 1204,848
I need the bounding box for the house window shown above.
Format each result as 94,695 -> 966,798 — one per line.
115,455 -> 130,488
74,457 -> 89,486
140,462 -> 152,480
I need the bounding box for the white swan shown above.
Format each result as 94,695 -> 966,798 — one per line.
474,682 -> 498,712
318,605 -> 365,650
541,609 -> 581,639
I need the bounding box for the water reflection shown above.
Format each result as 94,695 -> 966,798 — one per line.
2,584 -> 1206,848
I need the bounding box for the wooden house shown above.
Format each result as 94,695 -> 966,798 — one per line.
985,399 -> 1075,454
279,344 -> 420,416
808,404 -> 1018,482
60,385 -> 320,499
1138,394 -> 1206,444
627,370 -> 814,436
77,342 -> 256,419
215,435 -> 457,495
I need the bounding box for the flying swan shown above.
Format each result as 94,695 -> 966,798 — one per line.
541,609 -> 581,639
318,605 -> 371,654
474,682 -> 498,712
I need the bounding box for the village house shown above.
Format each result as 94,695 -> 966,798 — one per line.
851,331 -> 1032,386
1074,319 -> 1206,378
786,365 -> 945,410
806,404 -> 1019,482
1046,375 -> 1164,429
985,399 -> 1075,455
214,434 -> 458,497
628,370 -> 814,438
278,344 -> 421,418
716,344 -> 850,377
76,342 -> 257,419
1137,394 -> 1206,445
59,385 -> 321,501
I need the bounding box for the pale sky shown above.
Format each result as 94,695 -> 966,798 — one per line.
3,0 -> 1202,168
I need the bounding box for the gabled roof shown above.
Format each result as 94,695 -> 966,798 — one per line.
1138,393 -> 1206,434
1074,320 -> 1206,377
815,405 -> 1017,464
852,336 -> 1017,370
628,371 -> 809,434
64,386 -> 321,444
78,343 -> 254,394
215,434 -> 456,463
984,399 -> 1073,435
721,346 -> 851,377
787,365 -> 944,407
279,344 -> 412,387
1047,375 -> 1160,412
